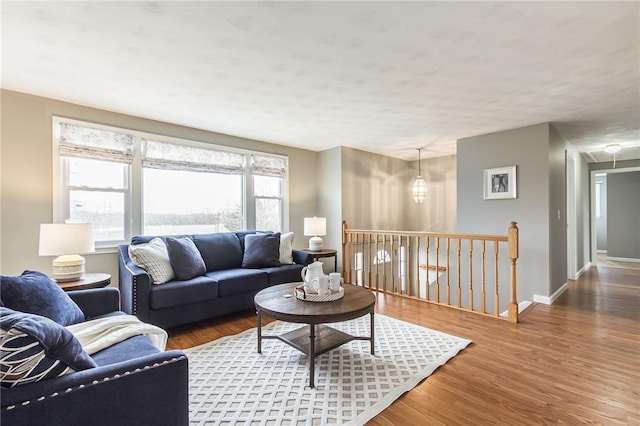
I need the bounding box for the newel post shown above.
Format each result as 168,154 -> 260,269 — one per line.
507,222 -> 519,323
342,221 -> 348,283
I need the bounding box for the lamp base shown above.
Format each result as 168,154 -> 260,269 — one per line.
308,236 -> 324,251
52,255 -> 86,282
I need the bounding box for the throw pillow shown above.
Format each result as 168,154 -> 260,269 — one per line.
165,237 -> 206,281
0,271 -> 85,326
128,237 -> 175,284
279,232 -> 295,264
192,233 -> 243,271
0,307 -> 97,388
242,233 -> 281,268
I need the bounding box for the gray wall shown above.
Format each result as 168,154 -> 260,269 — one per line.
1,90 -> 318,281
341,146 -> 409,231
548,125 -> 568,294
457,123 -> 552,302
317,147 -> 342,271
607,171 -> 640,259
406,154 -> 457,232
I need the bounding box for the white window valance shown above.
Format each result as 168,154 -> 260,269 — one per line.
142,139 -> 245,174
58,122 -> 134,164
251,154 -> 287,177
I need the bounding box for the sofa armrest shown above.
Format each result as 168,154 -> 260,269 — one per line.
1,350 -> 189,426
68,288 -> 121,319
293,249 -> 314,265
118,244 -> 153,322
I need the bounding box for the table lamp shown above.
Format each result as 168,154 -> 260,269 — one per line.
304,217 -> 326,251
39,223 -> 95,282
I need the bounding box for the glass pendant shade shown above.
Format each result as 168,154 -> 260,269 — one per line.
412,177 -> 427,204
412,148 -> 427,204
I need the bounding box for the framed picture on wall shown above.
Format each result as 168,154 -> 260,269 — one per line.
484,166 -> 517,200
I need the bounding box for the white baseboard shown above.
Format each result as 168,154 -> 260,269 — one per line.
500,301 -> 532,317
606,256 -> 640,263
597,249 -> 607,254
533,282 -> 568,305
575,262 -> 591,279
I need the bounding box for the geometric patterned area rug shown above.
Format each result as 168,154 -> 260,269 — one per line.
186,314 -> 471,426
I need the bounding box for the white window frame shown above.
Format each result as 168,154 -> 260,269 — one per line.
52,117 -> 289,251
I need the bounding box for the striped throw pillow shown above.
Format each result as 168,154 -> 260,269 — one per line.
128,237 -> 175,284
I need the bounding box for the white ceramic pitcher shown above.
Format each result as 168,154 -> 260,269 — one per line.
301,261 -> 324,288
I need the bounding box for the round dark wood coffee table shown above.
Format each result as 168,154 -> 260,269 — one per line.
254,282 -> 376,388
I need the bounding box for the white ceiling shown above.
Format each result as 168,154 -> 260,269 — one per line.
2,1 -> 639,162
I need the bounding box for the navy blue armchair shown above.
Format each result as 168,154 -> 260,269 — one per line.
1,288 -> 189,426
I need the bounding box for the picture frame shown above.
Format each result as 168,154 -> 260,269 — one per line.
483,166 -> 517,200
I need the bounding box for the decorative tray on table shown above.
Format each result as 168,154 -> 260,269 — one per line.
294,285 -> 344,302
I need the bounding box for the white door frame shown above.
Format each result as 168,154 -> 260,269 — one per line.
566,153 -> 577,280
589,166 -> 640,266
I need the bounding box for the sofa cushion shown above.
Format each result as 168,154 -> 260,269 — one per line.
261,264 -> 306,285
193,233 -> 243,272
206,269 -> 269,297
279,232 -> 295,264
242,233 -> 281,268
149,275 -> 219,310
0,271 -> 85,326
0,307 -> 97,388
166,237 -> 206,280
128,238 -> 175,284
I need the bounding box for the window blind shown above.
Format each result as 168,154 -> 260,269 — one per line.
142,139 -> 245,174
58,122 -> 134,164
251,154 -> 287,177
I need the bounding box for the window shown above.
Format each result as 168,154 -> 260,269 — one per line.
55,122 -> 133,247
252,154 -> 287,232
141,139 -> 246,235
53,118 -> 288,248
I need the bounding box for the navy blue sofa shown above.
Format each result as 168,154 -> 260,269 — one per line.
119,231 -> 314,329
1,288 -> 189,426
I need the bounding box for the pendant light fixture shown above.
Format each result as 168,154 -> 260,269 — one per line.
604,144 -> 622,168
412,148 -> 427,204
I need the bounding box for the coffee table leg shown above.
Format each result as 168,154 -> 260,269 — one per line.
370,311 -> 375,355
257,309 -> 262,354
309,324 -> 315,388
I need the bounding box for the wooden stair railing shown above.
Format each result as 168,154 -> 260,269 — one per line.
342,221 -> 520,323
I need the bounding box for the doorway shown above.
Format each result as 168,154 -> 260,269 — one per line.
590,166 -> 640,268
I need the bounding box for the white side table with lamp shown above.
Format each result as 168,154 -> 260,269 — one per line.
304,217 -> 326,251
303,216 -> 337,271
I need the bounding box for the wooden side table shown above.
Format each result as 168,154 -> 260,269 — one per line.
302,248 -> 338,272
57,273 -> 111,292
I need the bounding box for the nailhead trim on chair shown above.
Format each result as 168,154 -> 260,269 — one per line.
132,275 -> 138,315
3,356 -> 186,412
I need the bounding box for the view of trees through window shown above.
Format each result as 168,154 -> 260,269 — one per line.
143,168 -> 243,235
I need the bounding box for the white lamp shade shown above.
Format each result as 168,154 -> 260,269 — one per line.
412,176 -> 427,204
304,217 -> 326,250
304,217 -> 326,237
39,223 -> 95,256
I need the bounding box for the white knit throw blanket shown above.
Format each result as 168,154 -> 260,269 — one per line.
66,315 -> 167,355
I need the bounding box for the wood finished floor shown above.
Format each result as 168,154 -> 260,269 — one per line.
166,266 -> 640,425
